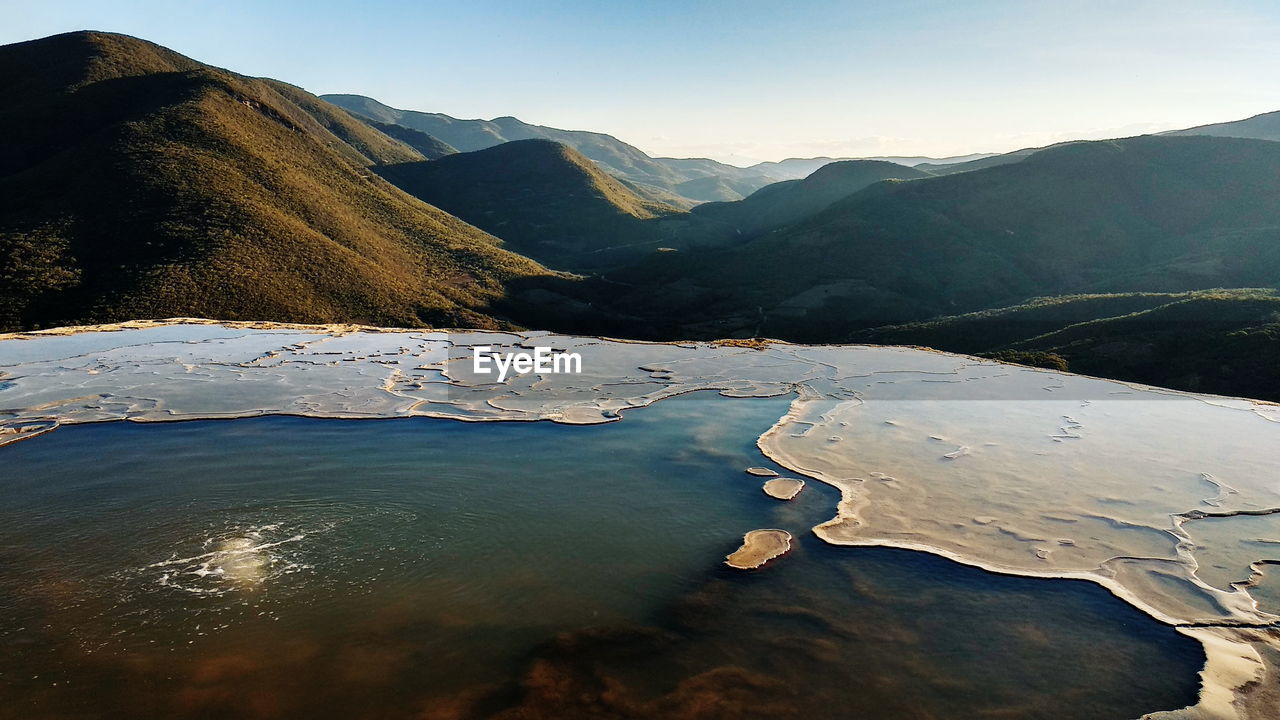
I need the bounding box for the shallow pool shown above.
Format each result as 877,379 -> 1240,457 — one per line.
0,392 -> 1203,719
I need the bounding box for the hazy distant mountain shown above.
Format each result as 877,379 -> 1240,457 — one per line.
655,157 -> 784,200
692,160 -> 930,237
321,94 -> 782,203
323,93 -> 690,191
916,108 -> 1280,176
750,153 -> 997,180
870,153 -> 1000,167
0,31 -> 554,332
375,140 -> 690,269
1163,110 -> 1280,142
911,145 -> 1073,175
590,135 -> 1280,340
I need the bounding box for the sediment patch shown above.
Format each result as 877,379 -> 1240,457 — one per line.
762,477 -> 805,500
725,529 -> 792,569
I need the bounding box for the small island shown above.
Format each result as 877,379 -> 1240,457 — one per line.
762,477 -> 805,500
725,529 -> 793,569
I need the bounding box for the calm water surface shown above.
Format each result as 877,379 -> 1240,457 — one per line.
0,392 -> 1203,719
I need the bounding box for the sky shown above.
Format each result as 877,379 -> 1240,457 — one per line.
4,0 -> 1278,165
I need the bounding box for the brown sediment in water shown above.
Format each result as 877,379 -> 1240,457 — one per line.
725,530 -> 792,570
762,478 -> 805,500
478,620 -> 799,720
4,320 -> 1280,717
745,467 -> 778,477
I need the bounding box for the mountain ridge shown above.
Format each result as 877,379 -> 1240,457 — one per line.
691,159 -> 931,237
1164,110 -> 1280,143
322,93 -> 762,203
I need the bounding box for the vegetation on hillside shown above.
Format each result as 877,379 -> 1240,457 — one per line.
855,290 -> 1280,400
374,140 -> 690,269
593,135 -> 1280,341
0,31 -> 555,332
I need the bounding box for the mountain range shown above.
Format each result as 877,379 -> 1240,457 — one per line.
322,94 -> 991,205
582,134 -> 1280,339
322,93 -> 775,204
1,31 -> 1277,401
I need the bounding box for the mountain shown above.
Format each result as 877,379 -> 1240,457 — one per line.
615,179 -> 700,210
917,108 -> 1280,177
374,139 -> 687,269
588,135 -> 1280,341
853,289 -> 1280,401
750,153 -> 997,180
673,175 -> 751,203
911,144 -> 1069,175
869,152 -> 1000,167
691,160 -> 930,237
320,94 -> 508,151
0,31 -> 556,332
1164,110 -> 1280,143
320,94 -> 781,203
356,117 -> 457,159
656,157 -> 784,200
374,147 -> 934,272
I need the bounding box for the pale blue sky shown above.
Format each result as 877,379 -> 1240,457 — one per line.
4,0 -> 1278,164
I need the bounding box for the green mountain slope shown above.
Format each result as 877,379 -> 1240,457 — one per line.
692,160 -> 930,237
374,140 -> 688,269
373,143 -> 926,272
591,135 -> 1280,341
0,31 -> 555,332
854,290 -> 1280,401
356,116 -> 457,159
673,175 -> 750,203
851,292 -> 1185,352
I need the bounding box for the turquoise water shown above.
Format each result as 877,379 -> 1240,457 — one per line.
0,392 -> 1203,719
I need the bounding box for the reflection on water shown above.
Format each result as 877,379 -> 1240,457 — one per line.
150,523 -> 314,594
0,393 -> 1202,719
